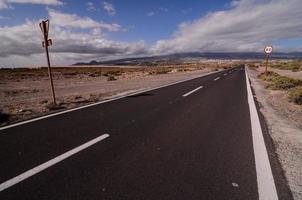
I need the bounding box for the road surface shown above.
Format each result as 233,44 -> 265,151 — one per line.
0,66 -> 285,199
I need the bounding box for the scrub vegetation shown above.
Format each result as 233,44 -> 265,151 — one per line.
288,86 -> 302,105
271,60 -> 302,72
259,71 -> 302,105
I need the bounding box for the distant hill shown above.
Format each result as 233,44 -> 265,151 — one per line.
73,52 -> 302,66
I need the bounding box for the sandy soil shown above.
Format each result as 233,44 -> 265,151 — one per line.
0,65 -> 222,126
257,66 -> 302,79
247,67 -> 302,200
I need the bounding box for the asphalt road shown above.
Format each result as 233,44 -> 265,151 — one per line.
0,66 -> 283,199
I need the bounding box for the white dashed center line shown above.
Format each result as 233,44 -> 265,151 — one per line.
214,77 -> 220,81
182,86 -> 203,97
0,134 -> 110,192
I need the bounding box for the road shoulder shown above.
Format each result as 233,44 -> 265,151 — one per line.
247,67 -> 301,200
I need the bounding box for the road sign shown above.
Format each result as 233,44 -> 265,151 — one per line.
39,20 -> 49,35
264,46 -> 273,54
40,19 -> 56,106
42,39 -> 52,48
264,46 -> 273,74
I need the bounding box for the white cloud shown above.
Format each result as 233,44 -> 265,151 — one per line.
146,11 -> 155,17
159,7 -> 168,12
48,9 -> 121,31
228,0 -> 241,8
102,1 -> 115,16
86,1 -> 96,11
0,10 -> 148,67
0,15 -> 10,19
181,8 -> 192,15
1,0 -> 302,67
152,0 -> 302,54
0,0 -> 62,9
146,8 -> 168,17
0,0 -> 9,9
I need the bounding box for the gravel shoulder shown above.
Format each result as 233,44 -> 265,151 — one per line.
247,67 -> 302,200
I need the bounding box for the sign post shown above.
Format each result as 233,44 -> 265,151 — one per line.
264,46 -> 273,74
39,20 -> 56,105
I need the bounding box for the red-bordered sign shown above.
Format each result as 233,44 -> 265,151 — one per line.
264,46 -> 273,54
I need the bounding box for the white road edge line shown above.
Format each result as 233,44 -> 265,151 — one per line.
214,77 -> 220,81
245,68 -> 278,200
0,70 -> 227,131
0,134 -> 110,192
182,86 -> 203,97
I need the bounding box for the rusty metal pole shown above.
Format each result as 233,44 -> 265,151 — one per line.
264,46 -> 273,75
265,53 -> 269,74
41,20 -> 56,105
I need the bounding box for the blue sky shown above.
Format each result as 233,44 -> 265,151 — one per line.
102,0 -> 230,44
0,0 -> 302,67
0,0 -> 230,44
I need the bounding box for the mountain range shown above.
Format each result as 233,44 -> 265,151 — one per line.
74,52 -> 302,66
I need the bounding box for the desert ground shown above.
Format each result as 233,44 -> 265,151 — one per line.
0,61 -> 235,126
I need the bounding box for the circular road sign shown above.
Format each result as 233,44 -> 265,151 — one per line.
264,46 -> 273,54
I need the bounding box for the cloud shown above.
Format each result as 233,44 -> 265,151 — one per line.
181,8 -> 192,15
102,1 -> 115,16
0,0 -> 62,9
151,0 -> 302,54
159,7 -> 168,12
227,0 -> 241,8
146,11 -> 155,17
0,0 -> 9,9
86,1 -> 96,11
0,15 -> 10,19
147,7 -> 168,17
2,0 -> 302,67
0,10 -> 148,67
48,9 -> 121,31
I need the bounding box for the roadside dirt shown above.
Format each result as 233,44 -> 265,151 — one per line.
257,66 -> 302,79
248,67 -> 302,200
0,65 -> 223,126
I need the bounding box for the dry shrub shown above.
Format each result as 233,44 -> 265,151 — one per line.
288,86 -> 302,105
259,71 -> 302,90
